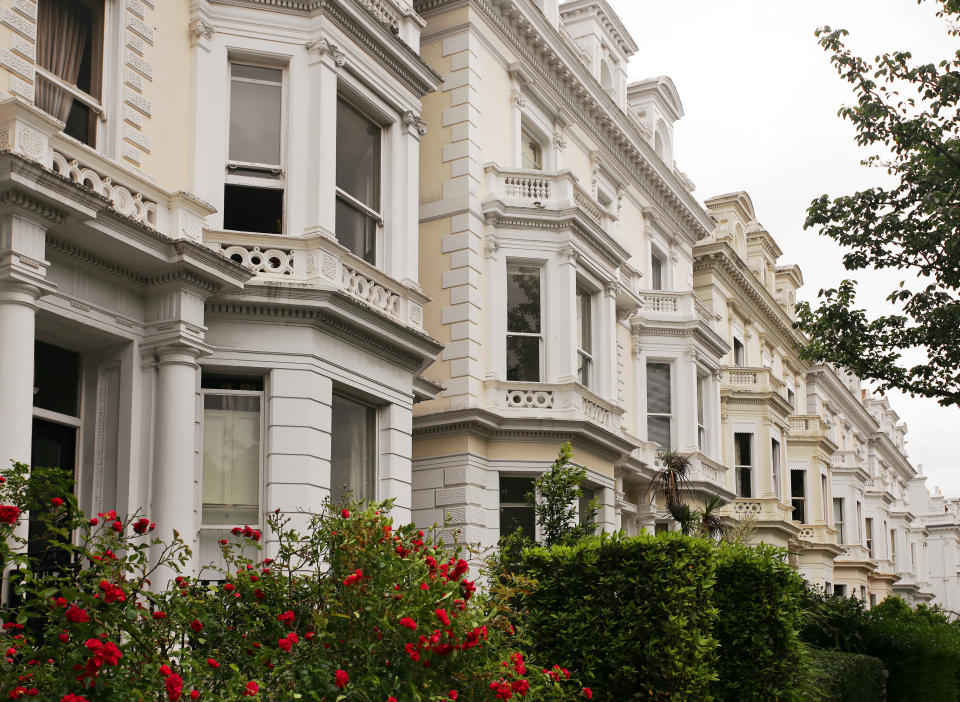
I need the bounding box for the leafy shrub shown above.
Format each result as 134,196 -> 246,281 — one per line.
711,543 -> 808,701
808,649 -> 886,702
0,462 -> 588,701
863,597 -> 960,702
514,532 -> 718,701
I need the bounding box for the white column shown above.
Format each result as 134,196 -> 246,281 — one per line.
550,250 -> 577,383
304,44 -> 340,237
600,283 -> 618,399
0,281 -> 40,470
149,346 -> 201,586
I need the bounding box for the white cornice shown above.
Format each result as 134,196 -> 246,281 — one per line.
414,0 -> 714,241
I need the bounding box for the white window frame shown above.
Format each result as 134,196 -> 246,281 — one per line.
646,360 -> 673,450
734,432 -> 754,498
200,387 -> 265,530
834,497 -> 845,544
224,60 -> 287,233
335,93 -> 386,256
499,472 -> 538,541
696,373 -> 707,452
576,280 -> 596,389
505,262 -> 545,383
865,517 -> 874,557
771,437 -> 782,499
329,391 -> 379,504
520,125 -> 544,171
515,96 -> 556,172
732,325 -> 746,367
650,244 -> 668,291
790,468 -> 806,523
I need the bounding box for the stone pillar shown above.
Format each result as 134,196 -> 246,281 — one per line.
304,37 -> 342,237
149,345 -> 201,586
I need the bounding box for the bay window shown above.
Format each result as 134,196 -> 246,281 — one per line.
576,285 -> 593,388
506,265 -> 542,382
225,63 -> 284,234
330,394 -> 377,504
646,362 -> 672,449
36,0 -> 104,147
734,432 -> 753,498
202,378 -> 263,526
500,475 -> 535,538
336,98 -> 382,264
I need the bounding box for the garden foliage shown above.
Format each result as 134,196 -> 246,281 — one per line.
807,650 -> 886,702
710,543 -> 809,701
513,532 -> 720,701
0,462 -> 588,701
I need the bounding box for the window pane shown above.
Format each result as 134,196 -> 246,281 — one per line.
34,341 -> 81,417
507,266 -> 541,334
229,65 -> 282,165
202,394 -> 261,525
646,363 -> 671,414
733,339 -> 745,366
500,476 -> 534,504
734,433 -> 752,467
224,184 -> 283,234
651,253 -> 663,290
577,288 -> 592,354
697,376 -> 705,425
738,467 -> 752,498
647,415 -> 671,449
577,351 -> 591,387
500,506 -> 535,539
330,395 -> 376,505
506,336 -> 541,382
335,198 -> 377,264
791,469 -> 805,498
337,99 -> 381,210
792,499 -> 806,523
579,487 -> 596,526
521,130 -> 542,170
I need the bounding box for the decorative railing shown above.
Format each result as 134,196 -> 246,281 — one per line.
204,231 -> 426,331
733,501 -> 762,515
721,366 -> 786,394
832,449 -> 865,467
483,164 -> 615,233
639,293 -> 678,313
220,244 -> 294,276
52,150 -> 159,229
788,415 -> 831,437
487,380 -> 623,432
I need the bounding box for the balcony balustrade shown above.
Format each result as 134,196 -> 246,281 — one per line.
635,289 -> 719,330
788,414 -> 831,438
720,366 -> 787,394
203,230 -> 426,332
483,164 -> 616,233
832,449 -> 866,468
484,379 -> 624,433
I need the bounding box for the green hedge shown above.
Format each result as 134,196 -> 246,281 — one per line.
809,649 -> 887,702
711,543 -> 808,701
515,532 -> 718,700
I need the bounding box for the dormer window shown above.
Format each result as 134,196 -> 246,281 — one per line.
521,128 -> 543,170
36,0 -> 104,147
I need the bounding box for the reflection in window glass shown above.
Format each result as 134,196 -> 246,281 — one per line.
336,98 -> 381,264
229,65 -> 282,165
646,363 -> 671,449
500,475 -> 535,538
521,129 -> 543,170
202,394 -> 261,525
330,394 -> 376,505
506,265 -> 542,382
791,469 -> 806,523
735,432 -> 753,498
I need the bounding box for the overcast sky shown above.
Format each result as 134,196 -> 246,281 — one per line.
605,0 -> 960,495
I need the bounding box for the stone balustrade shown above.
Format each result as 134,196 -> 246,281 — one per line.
634,289 -> 719,330
483,164 -> 616,233
832,449 -> 866,468
788,414 -> 831,437
485,380 -> 624,433
204,231 -> 426,331
721,366 -> 787,395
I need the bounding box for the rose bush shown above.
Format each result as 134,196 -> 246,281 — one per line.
0,462 -> 588,701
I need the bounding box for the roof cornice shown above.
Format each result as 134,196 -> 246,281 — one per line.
414,0 -> 714,241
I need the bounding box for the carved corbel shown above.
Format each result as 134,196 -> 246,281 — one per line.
306,37 -> 346,67
484,237 -> 501,260
189,18 -> 214,47
402,111 -> 428,136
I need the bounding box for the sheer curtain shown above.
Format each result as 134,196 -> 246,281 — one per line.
36,0 -> 89,120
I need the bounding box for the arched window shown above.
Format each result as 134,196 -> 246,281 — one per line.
654,121 -> 671,163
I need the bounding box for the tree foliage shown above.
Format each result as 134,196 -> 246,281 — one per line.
796,0 -> 960,407
528,442 -> 597,547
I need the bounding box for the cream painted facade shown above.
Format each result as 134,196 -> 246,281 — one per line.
411,0 -> 729,548
0,0 -> 442,584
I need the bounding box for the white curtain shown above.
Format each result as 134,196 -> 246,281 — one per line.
37,0 -> 89,120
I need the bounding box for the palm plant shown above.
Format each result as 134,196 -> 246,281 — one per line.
699,494 -> 726,540
668,502 -> 700,536
646,449 -> 692,516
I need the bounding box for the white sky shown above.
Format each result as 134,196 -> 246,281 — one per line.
606,0 -> 960,495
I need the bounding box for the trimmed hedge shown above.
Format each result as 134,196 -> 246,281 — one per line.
809,650 -> 887,702
711,543 -> 808,701
516,532 -> 718,701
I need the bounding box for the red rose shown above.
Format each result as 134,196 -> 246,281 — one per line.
399,617 -> 417,630
65,606 -> 89,624
582,688 -> 593,699
243,681 -> 259,697
449,692 -> 458,700
51,497 -> 64,506
0,505 -> 20,525
160,664 -> 172,677
254,589 -> 266,600
207,658 -> 220,669
165,673 -> 183,701
335,669 -> 349,688
190,619 -> 203,632
152,611 -> 167,620
58,633 -> 68,643
278,637 -> 292,652
190,692 -> 199,700
89,518 -> 98,526
341,509 -> 350,518
111,520 -> 123,532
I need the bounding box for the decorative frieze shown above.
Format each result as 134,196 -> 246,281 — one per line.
126,13 -> 155,43
124,88 -> 152,116
0,48 -> 34,81
2,7 -> 36,41
220,245 -> 294,276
